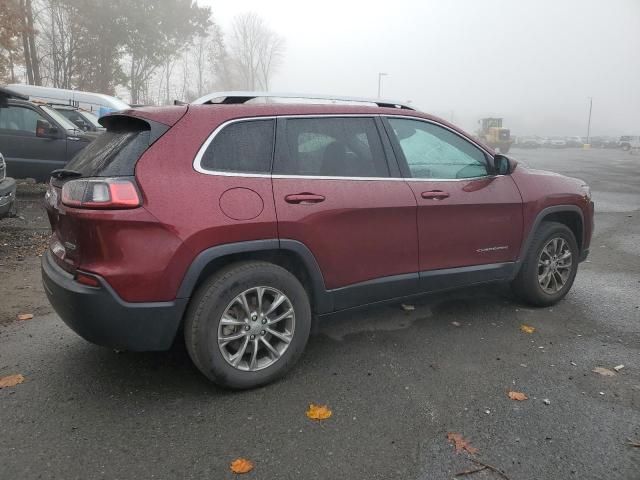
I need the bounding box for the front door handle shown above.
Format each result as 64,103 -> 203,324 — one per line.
421,190 -> 450,200
285,193 -> 326,204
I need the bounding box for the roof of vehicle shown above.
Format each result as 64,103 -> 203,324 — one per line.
191,91 -> 415,110
113,102 -> 495,154
0,86 -> 29,101
6,84 -> 130,111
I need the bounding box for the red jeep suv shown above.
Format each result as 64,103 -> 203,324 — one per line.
42,93 -> 594,389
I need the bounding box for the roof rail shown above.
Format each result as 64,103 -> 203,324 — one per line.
191,91 -> 415,111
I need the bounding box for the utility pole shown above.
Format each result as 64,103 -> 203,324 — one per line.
586,97 -> 593,145
377,73 -> 388,98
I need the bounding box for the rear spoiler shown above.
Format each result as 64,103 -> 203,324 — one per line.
98,114 -> 169,144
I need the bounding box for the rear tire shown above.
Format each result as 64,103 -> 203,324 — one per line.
184,261 -> 311,389
511,222 -> 579,307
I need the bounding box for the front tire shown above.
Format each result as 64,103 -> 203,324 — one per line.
511,222 -> 579,307
184,261 -> 311,389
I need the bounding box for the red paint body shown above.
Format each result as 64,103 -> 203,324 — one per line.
45,103 -> 594,306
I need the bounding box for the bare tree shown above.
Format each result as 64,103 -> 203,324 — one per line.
19,0 -> 41,84
228,12 -> 284,91
0,0 -> 24,82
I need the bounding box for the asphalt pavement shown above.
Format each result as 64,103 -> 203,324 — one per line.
1,147 -> 638,479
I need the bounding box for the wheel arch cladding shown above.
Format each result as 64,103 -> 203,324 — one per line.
540,210 -> 583,251
177,239 -> 332,314
516,205 -> 585,272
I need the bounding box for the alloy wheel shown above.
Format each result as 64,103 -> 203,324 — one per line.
537,237 -> 573,294
217,287 -> 295,371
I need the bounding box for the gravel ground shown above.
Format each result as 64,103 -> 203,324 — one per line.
0,147 -> 638,480
0,181 -> 51,324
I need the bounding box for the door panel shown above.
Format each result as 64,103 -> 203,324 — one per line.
273,116 -> 419,300
273,178 -> 418,290
0,105 -> 67,181
384,116 -> 523,276
407,176 -> 523,272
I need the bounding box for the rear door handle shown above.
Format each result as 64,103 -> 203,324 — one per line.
421,190 -> 450,200
285,193 -> 326,204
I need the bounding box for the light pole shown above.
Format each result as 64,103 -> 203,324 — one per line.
377,73 -> 388,98
586,97 -> 593,146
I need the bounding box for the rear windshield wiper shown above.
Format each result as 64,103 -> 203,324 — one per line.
50,168 -> 82,180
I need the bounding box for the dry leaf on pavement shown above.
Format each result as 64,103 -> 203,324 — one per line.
17,313 -> 33,321
401,304 -> 415,311
520,324 -> 536,334
230,458 -> 254,474
306,403 -> 332,420
0,374 -> 25,388
447,432 -> 479,455
507,391 -> 528,401
592,367 -> 616,377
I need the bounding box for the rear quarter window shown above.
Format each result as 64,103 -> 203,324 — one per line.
199,119 -> 275,174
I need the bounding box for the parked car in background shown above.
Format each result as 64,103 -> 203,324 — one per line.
619,135 -> 640,151
42,92 -> 594,389
0,152 -> 16,219
6,84 -> 129,118
0,87 -> 99,182
50,104 -> 105,132
550,137 -> 567,148
565,136 -> 584,147
516,136 -> 542,148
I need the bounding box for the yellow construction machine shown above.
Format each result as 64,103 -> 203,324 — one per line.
477,118 -> 513,154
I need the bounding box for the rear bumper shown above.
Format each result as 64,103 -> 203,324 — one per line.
0,177 -> 16,217
41,250 -> 187,351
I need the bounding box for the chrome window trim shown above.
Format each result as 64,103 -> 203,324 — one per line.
192,114 -> 496,182
193,116 -> 277,176
382,114 -> 494,158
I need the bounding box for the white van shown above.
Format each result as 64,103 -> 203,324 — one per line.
6,84 -> 129,117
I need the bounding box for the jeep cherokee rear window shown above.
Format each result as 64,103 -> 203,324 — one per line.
201,119 -> 275,174
275,117 -> 388,178
66,130 -> 150,177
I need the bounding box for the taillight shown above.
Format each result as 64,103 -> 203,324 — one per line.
61,177 -> 141,209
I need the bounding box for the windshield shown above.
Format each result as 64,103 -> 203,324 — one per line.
41,105 -> 79,131
78,110 -> 102,128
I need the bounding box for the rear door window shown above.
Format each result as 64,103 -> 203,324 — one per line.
275,117 -> 389,177
200,119 -> 275,174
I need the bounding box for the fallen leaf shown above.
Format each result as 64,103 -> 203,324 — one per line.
543,398 -> 551,405
447,432 -> 479,455
451,321 -> 461,327
520,324 -> 536,334
230,458 -> 254,474
306,403 -> 332,420
17,313 -> 33,321
401,304 -> 415,311
592,367 -> 616,377
0,374 -> 25,388
613,365 -> 624,372
507,391 -> 528,401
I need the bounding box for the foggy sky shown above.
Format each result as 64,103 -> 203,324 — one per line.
204,0 -> 640,137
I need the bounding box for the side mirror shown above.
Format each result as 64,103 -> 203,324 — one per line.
36,119 -> 59,138
493,154 -> 516,175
